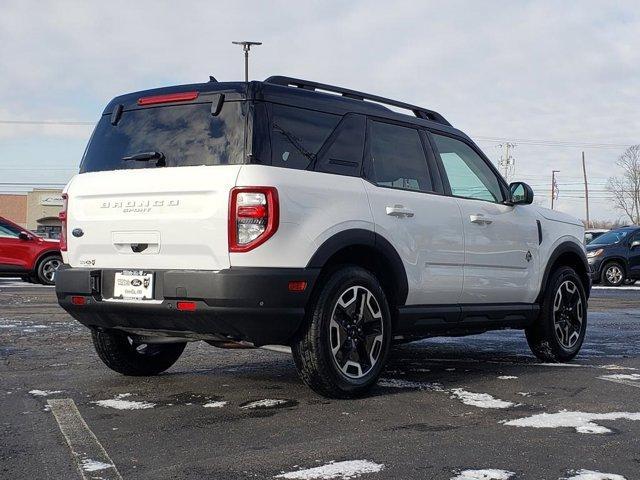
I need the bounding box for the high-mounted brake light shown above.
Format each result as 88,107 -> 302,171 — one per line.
229,187 -> 279,253
59,193 -> 68,252
137,91 -> 199,106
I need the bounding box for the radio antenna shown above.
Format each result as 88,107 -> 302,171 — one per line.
232,41 -> 262,82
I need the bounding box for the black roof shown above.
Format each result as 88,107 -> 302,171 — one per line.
101,75 -> 465,138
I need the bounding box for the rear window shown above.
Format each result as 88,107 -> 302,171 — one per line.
80,101 -> 246,173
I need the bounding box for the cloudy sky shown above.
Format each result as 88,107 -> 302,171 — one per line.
1,0 -> 638,221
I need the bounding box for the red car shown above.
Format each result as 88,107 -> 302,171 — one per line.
0,216 -> 62,285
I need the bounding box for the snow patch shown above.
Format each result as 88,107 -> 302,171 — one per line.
450,389 -> 515,409
450,469 -> 515,480
81,459 -> 113,472
535,363 -> 585,368
241,399 -> 288,409
598,364 -> 637,371
204,401 -> 227,408
93,393 -> 154,410
497,376 -> 518,380
502,409 -> 640,434
599,374 -> 640,381
378,378 -> 444,391
276,460 -> 384,479
29,389 -> 62,397
563,469 -> 626,480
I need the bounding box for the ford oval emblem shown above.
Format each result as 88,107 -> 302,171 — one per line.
131,279 -> 142,287
72,228 -> 84,238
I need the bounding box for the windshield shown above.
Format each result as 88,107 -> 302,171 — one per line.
80,101 -> 246,173
589,230 -> 630,245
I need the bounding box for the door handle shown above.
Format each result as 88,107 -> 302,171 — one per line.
469,214 -> 493,225
386,205 -> 415,218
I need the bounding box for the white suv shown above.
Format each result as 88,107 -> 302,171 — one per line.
56,76 -> 590,398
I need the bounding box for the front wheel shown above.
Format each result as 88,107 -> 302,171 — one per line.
526,266 -> 587,362
292,266 -> 392,398
601,261 -> 625,287
92,330 -> 186,376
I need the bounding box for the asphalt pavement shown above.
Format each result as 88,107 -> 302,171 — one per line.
2,279 -> 639,480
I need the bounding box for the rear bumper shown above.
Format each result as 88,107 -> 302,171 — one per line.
55,266 -> 319,346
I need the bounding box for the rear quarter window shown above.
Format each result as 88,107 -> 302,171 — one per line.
80,101 -> 246,173
268,104 -> 340,170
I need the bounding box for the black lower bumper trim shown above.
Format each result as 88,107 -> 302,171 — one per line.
56,266 -> 319,346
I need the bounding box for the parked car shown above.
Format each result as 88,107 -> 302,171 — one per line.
0,216 -> 62,285
586,226 -> 640,286
584,228 -> 609,245
56,76 -> 589,398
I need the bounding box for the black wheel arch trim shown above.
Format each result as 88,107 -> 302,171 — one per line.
306,228 -> 409,306
537,241 -> 590,303
33,249 -> 62,272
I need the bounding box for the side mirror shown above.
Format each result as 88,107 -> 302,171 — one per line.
18,231 -> 32,241
509,182 -> 534,205
631,240 -> 640,249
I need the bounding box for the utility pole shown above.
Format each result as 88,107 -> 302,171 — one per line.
582,151 -> 590,228
498,142 -> 516,181
551,170 -> 560,210
232,41 -> 262,82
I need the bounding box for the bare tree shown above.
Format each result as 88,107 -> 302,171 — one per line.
606,145 -> 640,225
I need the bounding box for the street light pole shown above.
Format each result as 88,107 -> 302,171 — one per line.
232,41 -> 262,82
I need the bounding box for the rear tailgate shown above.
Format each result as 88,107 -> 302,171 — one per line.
64,165 -> 240,270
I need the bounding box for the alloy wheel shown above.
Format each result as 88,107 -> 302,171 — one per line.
553,280 -> 584,349
42,258 -> 62,283
605,265 -> 623,285
329,286 -> 384,379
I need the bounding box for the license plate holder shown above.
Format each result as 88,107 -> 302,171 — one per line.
113,270 -> 154,301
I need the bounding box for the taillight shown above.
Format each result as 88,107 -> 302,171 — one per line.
59,193 -> 68,252
229,187 -> 279,252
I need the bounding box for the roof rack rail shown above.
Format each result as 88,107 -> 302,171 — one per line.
264,75 -> 451,126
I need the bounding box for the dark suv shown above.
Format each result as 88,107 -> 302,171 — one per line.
587,226 -> 640,286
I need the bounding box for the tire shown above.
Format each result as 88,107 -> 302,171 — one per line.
601,261 -> 625,287
623,278 -> 636,286
291,266 -> 392,398
526,266 -> 587,362
92,330 -> 186,376
36,254 -> 62,285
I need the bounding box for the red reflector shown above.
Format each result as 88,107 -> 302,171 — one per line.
237,205 -> 267,218
71,296 -> 86,305
137,91 -> 199,106
177,301 -> 197,311
288,281 -> 307,292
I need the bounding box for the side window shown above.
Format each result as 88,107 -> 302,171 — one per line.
432,133 -> 504,203
0,221 -> 19,238
367,121 -> 433,192
269,104 -> 340,170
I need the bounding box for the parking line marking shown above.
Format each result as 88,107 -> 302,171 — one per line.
47,398 -> 123,480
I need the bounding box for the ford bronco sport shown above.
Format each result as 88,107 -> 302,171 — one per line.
56,76 -> 590,398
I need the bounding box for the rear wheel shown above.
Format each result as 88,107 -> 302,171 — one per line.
526,266 -> 587,362
292,266 -> 392,398
601,261 -> 624,287
92,330 -> 186,376
36,254 -> 62,285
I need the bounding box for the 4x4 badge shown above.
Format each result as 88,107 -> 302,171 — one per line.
525,251 -> 532,262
